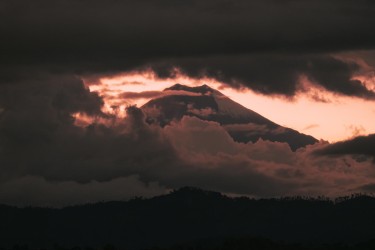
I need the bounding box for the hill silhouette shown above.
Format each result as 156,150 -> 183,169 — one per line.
2,187 -> 375,249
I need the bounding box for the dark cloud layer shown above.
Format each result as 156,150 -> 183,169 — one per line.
0,74 -> 175,205
145,55 -> 375,98
1,0 -> 375,98
2,0 -> 375,63
0,88 -> 177,184
315,134 -> 375,162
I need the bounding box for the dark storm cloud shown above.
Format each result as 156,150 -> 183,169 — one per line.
0,97 -> 179,183
145,54 -> 375,98
0,74 -> 104,121
1,0 -> 375,98
0,73 -> 174,184
314,134 -> 375,162
2,0 -> 375,63
0,74 -> 177,204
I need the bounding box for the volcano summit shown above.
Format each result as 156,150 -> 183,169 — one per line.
142,84 -> 317,150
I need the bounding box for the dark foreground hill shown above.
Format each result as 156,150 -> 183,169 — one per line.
2,187 -> 375,249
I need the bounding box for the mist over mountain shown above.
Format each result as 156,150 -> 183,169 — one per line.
142,84 -> 317,150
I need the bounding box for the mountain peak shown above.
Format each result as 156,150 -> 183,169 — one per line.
164,83 -> 214,95
143,83 -> 318,150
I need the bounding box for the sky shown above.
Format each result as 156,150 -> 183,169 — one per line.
1,0 -> 375,206
88,70 -> 375,142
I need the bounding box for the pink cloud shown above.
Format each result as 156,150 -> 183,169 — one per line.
2,106 -> 375,206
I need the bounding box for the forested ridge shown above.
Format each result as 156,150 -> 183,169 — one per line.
2,187 -> 375,249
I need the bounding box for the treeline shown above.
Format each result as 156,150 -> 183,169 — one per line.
4,237 -> 375,250
2,187 -> 375,249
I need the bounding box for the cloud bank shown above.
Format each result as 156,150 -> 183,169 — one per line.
0,74 -> 374,206
315,134 -> 375,163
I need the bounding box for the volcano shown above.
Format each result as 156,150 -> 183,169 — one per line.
141,84 -> 317,150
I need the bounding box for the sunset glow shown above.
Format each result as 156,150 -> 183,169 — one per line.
84,71 -> 375,142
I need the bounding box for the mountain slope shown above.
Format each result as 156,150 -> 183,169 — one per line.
142,84 -> 317,150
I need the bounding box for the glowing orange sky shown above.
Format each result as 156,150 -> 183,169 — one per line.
85,71 -> 375,143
